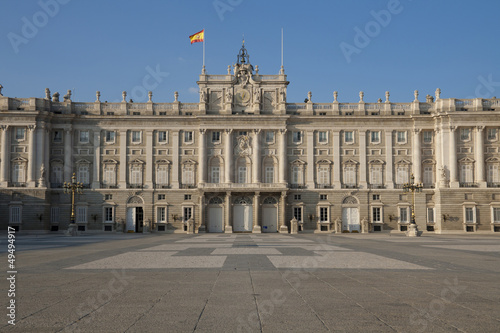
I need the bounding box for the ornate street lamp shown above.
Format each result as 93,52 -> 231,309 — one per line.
403,173 -> 423,237
63,173 -> 84,235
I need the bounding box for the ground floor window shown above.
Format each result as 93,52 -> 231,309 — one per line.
157,207 -> 167,223
372,207 -> 381,223
77,207 -> 87,223
465,207 -> 475,223
10,206 -> 22,223
427,207 -> 435,223
51,207 -> 59,223
319,207 -> 329,222
183,207 -> 193,221
104,207 -> 114,223
293,207 -> 302,222
399,207 -> 409,223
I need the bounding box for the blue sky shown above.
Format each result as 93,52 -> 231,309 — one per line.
1,0 -> 499,103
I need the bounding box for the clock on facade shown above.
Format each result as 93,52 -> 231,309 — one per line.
236,89 -> 250,103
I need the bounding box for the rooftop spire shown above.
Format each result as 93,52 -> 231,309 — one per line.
237,38 -> 250,65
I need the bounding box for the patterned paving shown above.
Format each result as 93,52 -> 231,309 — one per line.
66,234 -> 432,270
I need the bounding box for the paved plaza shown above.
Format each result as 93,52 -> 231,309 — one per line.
1,233 -> 500,332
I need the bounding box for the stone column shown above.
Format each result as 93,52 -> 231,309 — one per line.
27,125 -> 36,187
252,129 -> 260,183
435,127 -> 443,187
0,125 -> 10,186
35,123 -> 45,183
279,129 -> 287,184
224,129 -> 233,183
359,130 -> 367,187
476,126 -> 486,187
92,130 -> 101,189
385,130 -> 393,189
198,195 -> 206,233
279,191 -> 288,233
172,130 -> 179,188
333,130 -> 341,188
306,130 -> 314,188
199,129 -> 207,184
145,130 -> 153,188
44,126 -> 50,187
449,127 -> 458,187
252,192 -> 261,233
119,130 -> 127,187
225,191 -> 233,233
64,128 -> 73,182
412,129 -> 421,183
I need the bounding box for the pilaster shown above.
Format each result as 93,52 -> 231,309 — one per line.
476,126 -> 486,187
92,130 -> 101,189
252,192 -> 261,233
224,129 -> 233,184
412,129 -> 421,183
0,125 -> 10,186
333,130 -> 341,188
279,129 -> 287,184
27,125 -> 36,187
119,130 -> 127,187
145,130 -> 153,188
64,128 -> 73,182
449,127 -> 459,188
385,130 -> 393,189
225,191 -> 233,233
279,191 -> 288,233
199,129 -> 207,184
252,129 -> 260,184
359,130 -> 367,188
172,130 -> 180,188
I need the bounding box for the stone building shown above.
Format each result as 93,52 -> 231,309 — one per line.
1,44 -> 500,234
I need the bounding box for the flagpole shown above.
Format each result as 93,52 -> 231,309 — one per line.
203,28 -> 206,72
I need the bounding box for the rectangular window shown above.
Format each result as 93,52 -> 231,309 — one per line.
158,194 -> 165,200
423,131 -> 433,143
238,167 -> 247,183
396,166 -> 409,184
293,207 -> 302,222
104,207 -> 113,222
461,164 -> 473,183
265,167 -> 274,183
51,166 -> 63,184
372,194 -> 380,201
53,131 -> 62,143
400,207 -> 408,223
465,207 -> 474,223
370,131 -> 380,143
460,128 -> 470,141
15,128 -> 25,140
318,131 -> 327,143
344,166 -> 356,185
493,207 -> 500,223
184,194 -> 192,201
211,167 -> 220,183
183,166 -> 194,185
427,207 -> 435,223
239,131 -> 247,136
158,131 -> 167,143
372,207 -> 381,223
157,165 -> 168,185
130,165 -> 142,185
13,165 -> 24,183
10,207 -> 21,223
105,131 -> 115,143
488,165 -> 499,183
344,131 -> 354,143
77,207 -> 87,223
319,207 -> 329,222
294,194 -> 301,201
292,166 -> 303,184
212,131 -> 220,143
320,194 -> 328,200
370,166 -> 382,185
184,131 -> 193,143
423,166 -> 434,185
318,166 -> 329,185
51,207 -> 59,223
79,130 -> 89,143
292,131 -> 302,143
397,131 -> 406,144
157,207 -> 166,222
183,207 -> 192,221
103,166 -> 116,186
265,131 -> 275,143
105,194 -> 113,200
131,131 -> 141,143
77,165 -> 89,184
487,128 -> 498,141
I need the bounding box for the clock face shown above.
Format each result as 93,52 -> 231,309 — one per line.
237,89 -> 250,103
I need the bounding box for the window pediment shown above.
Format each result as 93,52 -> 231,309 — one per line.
395,159 -> 411,165
156,159 -> 171,165
103,159 -> 119,164
182,159 -> 198,165
316,159 -> 333,165
368,159 -> 385,165
75,159 -> 91,165
486,157 -> 500,163
422,159 -> 436,165
459,157 -> 475,163
50,159 -> 64,164
11,157 -> 28,163
130,159 -> 145,165
342,158 -> 359,165
290,159 -> 306,166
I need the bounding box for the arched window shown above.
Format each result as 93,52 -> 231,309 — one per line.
236,157 -> 251,184
262,156 -> 277,184
209,156 -> 223,184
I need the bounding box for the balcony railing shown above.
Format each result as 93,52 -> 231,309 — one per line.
50,183 -> 63,188
316,184 -> 333,189
180,184 -> 196,189
342,184 -> 357,189
423,184 -> 435,189
289,184 -> 306,189
101,183 -> 118,189
487,182 -> 500,188
9,182 -> 26,187
368,184 -> 385,189
128,184 -> 144,189
460,182 -> 479,188
154,184 -> 171,189
394,184 -> 404,189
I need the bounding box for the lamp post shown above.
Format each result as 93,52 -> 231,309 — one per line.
403,173 -> 423,237
63,172 -> 84,235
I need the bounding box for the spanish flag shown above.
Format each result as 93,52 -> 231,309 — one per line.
189,30 -> 205,44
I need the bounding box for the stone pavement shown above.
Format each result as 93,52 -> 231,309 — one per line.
1,233 -> 499,332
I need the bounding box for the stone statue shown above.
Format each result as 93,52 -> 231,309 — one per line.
52,92 -> 60,102
359,91 -> 364,102
0,84 -> 3,96
435,88 -> 441,100
227,65 -> 231,75
45,88 -> 51,100
414,90 -> 419,102
122,91 -> 127,102
63,90 -> 71,102
333,91 -> 338,102
255,65 -> 259,75
280,88 -> 287,103
200,90 -> 207,103
40,163 -> 46,179
385,91 -> 390,103
96,91 -> 100,102
174,91 -> 179,102
335,218 -> 342,233
148,91 -> 152,102
426,94 -> 434,103
378,98 -> 382,103
254,89 -> 261,104
307,91 -> 312,102
226,90 -> 233,104
440,167 -> 447,181
361,217 -> 369,233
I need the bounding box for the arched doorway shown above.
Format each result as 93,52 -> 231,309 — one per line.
233,196 -> 253,232
262,196 -> 278,233
126,196 -> 144,233
342,196 -> 360,232
207,196 -> 224,233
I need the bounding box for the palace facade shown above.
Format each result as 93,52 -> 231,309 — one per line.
1,45 -> 500,234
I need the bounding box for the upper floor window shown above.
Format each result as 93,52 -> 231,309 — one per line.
344,165 -> 356,185
317,165 -> 330,185
488,164 -> 499,183
460,128 -> 471,141
239,131 -> 247,136
131,131 -> 141,143
265,167 -> 274,184
53,131 -> 62,143
184,131 -> 193,143
77,164 -> 90,184
344,131 -> 354,143
423,131 -> 433,143
423,166 -> 434,185
396,165 -> 409,184
487,128 -> 498,141
156,165 -> 169,185
182,165 -> 194,185
130,165 -> 142,185
370,165 -> 382,185
318,131 -> 328,143
158,131 -> 167,143
79,130 -> 89,143
15,128 -> 25,141
396,131 -> 406,144
211,166 -> 220,184
103,165 -> 116,186
370,131 -> 380,144
265,131 -> 275,143
460,164 -> 473,183
292,131 -> 302,143
12,164 -> 25,183
105,131 -> 115,143
212,131 -> 221,143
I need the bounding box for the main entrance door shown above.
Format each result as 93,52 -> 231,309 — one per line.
342,207 -> 360,232
208,207 -> 224,233
262,207 -> 277,233
233,204 -> 253,232
126,207 -> 144,233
